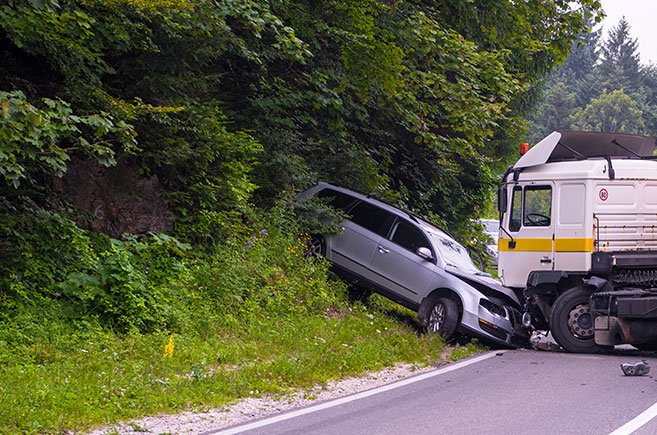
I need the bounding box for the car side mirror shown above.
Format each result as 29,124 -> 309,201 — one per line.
416,247 -> 433,261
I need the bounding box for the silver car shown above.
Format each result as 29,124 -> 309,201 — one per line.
298,183 -> 527,347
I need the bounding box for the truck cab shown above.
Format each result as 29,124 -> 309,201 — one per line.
498,131 -> 657,352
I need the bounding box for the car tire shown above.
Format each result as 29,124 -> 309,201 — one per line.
305,234 -> 326,259
550,287 -> 607,353
427,297 -> 459,340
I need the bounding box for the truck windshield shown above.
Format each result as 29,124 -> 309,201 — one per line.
428,231 -> 480,273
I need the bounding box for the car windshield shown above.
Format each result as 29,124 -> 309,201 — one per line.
427,231 -> 480,273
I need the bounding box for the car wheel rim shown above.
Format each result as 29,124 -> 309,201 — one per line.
306,238 -> 322,258
429,303 -> 445,333
567,303 -> 594,339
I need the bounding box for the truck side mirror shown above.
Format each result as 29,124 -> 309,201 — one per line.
497,185 -> 507,214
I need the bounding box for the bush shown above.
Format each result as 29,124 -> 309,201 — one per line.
0,209 -> 190,333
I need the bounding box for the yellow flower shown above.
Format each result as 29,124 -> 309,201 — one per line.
164,335 -> 174,358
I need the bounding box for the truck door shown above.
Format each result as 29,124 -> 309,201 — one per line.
499,183 -> 555,287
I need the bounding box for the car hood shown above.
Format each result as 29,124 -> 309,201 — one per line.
445,266 -> 521,307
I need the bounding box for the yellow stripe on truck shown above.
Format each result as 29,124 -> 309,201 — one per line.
554,238 -> 593,252
498,238 -> 552,252
498,238 -> 593,252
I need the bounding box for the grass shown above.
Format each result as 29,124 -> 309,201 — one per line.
0,294 -> 487,435
0,212 -> 490,434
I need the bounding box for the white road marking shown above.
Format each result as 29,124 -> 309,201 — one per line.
208,351 -> 503,435
609,402 -> 657,435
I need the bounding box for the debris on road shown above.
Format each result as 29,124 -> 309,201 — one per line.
530,331 -> 563,352
621,361 -> 651,376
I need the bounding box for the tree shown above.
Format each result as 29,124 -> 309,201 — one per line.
570,89 -> 645,133
599,17 -> 642,94
525,25 -> 601,144
0,0 -> 603,239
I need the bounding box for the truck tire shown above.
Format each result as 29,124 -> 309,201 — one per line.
427,297 -> 459,340
550,287 -> 605,353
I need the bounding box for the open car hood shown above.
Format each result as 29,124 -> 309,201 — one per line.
446,266 -> 521,307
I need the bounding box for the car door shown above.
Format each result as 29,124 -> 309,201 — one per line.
368,217 -> 434,306
329,200 -> 392,282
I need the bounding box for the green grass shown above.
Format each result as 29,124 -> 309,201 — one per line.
0,294 -> 485,435
0,210 -> 488,434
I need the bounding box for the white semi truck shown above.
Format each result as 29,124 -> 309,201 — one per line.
498,130 -> 657,352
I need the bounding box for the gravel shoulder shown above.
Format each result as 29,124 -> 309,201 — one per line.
84,355 -> 451,435
85,332 -> 555,435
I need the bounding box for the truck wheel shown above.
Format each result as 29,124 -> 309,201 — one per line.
427,297 -> 459,340
550,287 -> 604,353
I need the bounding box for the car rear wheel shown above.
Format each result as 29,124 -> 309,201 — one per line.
305,235 -> 326,259
550,287 -> 608,353
427,297 -> 459,340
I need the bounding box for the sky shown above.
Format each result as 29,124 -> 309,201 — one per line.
598,0 -> 657,65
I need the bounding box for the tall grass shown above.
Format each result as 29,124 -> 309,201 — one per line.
0,206 -> 469,434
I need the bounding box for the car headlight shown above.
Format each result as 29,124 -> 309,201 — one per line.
480,299 -> 507,318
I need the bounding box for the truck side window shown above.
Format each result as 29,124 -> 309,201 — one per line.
510,186 -> 522,232
524,186 -> 552,227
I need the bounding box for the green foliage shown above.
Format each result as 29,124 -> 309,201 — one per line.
0,2 -> 608,430
448,339 -> 487,361
134,106 -> 262,243
599,18 -> 642,93
0,91 -> 136,188
244,1 -> 601,232
0,0 -> 602,237
0,210 -> 189,333
528,16 -> 657,142
570,89 -> 645,133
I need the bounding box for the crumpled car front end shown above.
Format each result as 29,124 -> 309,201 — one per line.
447,268 -> 529,348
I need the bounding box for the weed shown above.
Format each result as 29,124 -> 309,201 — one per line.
448,339 -> 488,361
128,422 -> 147,432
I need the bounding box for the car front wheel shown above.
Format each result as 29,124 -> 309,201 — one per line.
427,297 -> 459,340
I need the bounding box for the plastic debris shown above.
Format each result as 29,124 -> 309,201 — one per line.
621,361 -> 651,376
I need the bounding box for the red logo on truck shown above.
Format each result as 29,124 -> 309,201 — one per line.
599,188 -> 608,201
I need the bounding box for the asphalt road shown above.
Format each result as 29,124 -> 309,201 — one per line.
215,348 -> 657,435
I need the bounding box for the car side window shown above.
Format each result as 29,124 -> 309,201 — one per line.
389,219 -> 430,254
348,201 -> 392,235
316,188 -> 358,211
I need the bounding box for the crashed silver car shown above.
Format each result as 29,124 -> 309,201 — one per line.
298,183 -> 527,348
